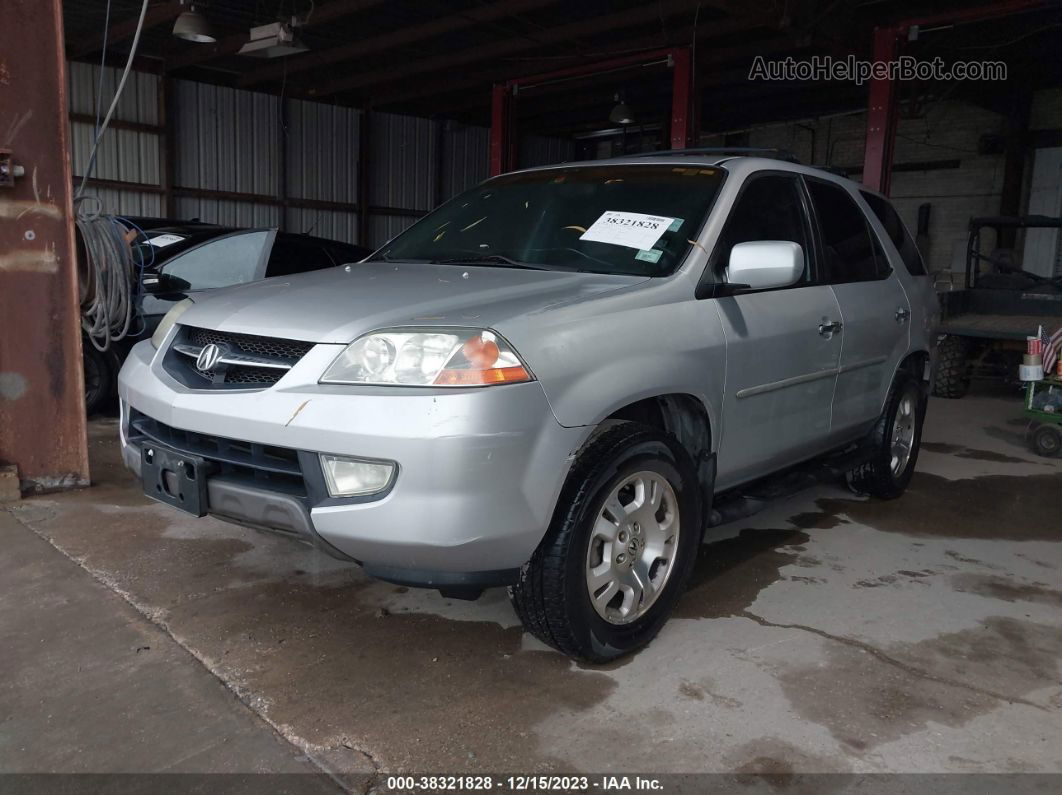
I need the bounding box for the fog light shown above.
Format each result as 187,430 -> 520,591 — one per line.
319,454 -> 395,497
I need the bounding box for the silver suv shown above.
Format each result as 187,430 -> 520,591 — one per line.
118,153 -> 938,661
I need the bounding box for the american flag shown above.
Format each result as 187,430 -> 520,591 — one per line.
1043,324 -> 1062,375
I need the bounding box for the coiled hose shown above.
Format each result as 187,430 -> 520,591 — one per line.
75,195 -> 138,352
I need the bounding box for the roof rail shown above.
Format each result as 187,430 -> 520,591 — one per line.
811,165 -> 849,178
628,147 -> 802,164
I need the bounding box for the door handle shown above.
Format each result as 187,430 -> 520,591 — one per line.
895,307 -> 911,322
818,320 -> 843,338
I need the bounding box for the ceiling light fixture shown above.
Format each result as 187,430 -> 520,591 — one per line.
238,20 -> 309,58
609,93 -> 636,125
172,3 -> 216,43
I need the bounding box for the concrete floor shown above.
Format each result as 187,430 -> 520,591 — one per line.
3,389 -> 1062,781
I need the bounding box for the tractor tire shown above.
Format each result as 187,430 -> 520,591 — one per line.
933,334 -> 971,399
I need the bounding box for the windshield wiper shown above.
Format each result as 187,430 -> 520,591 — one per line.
380,253 -> 433,263
430,254 -> 550,270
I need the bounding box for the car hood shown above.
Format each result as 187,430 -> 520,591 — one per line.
178,260 -> 648,343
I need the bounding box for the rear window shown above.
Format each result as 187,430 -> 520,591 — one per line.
267,239 -> 336,277
861,191 -> 927,276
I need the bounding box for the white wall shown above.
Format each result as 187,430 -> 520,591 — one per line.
701,86 -> 1062,275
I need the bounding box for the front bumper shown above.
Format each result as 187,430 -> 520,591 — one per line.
117,339 -> 587,583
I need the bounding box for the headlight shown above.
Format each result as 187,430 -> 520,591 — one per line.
150,298 -> 193,349
320,328 -> 532,387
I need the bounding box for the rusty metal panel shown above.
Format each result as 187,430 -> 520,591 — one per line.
0,0 -> 90,492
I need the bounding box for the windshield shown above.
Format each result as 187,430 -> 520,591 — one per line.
378,164 -> 727,276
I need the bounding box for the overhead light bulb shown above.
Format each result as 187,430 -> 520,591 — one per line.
173,5 -> 216,43
609,93 -> 636,125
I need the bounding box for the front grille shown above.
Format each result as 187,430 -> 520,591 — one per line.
185,326 -> 314,363
162,325 -> 316,390
127,408 -> 308,497
224,366 -> 291,385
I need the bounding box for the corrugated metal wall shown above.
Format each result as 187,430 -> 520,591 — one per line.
285,98 -> 360,242
440,122 -> 490,200
67,62 -> 571,247
68,61 -> 162,216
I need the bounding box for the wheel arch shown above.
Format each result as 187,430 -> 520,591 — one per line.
590,393 -> 716,520
876,349 -> 931,416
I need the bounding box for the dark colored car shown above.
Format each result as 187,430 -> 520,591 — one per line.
83,219 -> 371,413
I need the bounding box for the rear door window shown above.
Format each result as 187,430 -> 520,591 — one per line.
861,191 -> 927,275
807,179 -> 884,282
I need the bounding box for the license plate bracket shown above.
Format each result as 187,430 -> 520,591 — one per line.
141,443 -> 212,516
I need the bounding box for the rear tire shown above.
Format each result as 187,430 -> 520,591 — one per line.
933,334 -> 970,399
509,424 -> 702,663
849,374 -> 926,500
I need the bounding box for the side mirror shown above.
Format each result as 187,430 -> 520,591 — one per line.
142,271 -> 186,294
726,241 -> 804,291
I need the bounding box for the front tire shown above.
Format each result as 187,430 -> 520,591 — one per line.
509,424 -> 702,662
849,374 -> 926,499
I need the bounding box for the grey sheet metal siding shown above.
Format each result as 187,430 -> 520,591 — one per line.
286,207 -> 359,246
284,98 -> 358,244
68,62 -> 161,214
369,111 -> 437,212
83,187 -> 162,217
285,98 -> 359,203
519,134 -> 574,169
369,214 -> 419,248
69,63 -> 572,247
441,122 -> 489,200
174,197 -> 280,229
68,61 -> 158,125
175,80 -> 279,197
69,122 -> 160,186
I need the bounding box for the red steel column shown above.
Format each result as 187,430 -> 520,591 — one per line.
862,26 -> 901,195
670,46 -> 694,149
0,0 -> 90,493
489,83 -> 513,176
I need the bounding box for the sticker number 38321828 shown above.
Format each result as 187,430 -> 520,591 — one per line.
579,210 -> 677,251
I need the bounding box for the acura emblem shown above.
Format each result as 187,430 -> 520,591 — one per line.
196,343 -> 224,372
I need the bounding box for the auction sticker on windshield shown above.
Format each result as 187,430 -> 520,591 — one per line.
146,233 -> 185,247
580,210 -> 677,250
